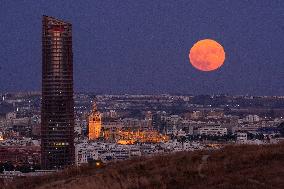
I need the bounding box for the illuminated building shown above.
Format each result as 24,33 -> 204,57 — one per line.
88,103 -> 102,140
0,132 -> 3,141
41,16 -> 75,169
104,130 -> 169,144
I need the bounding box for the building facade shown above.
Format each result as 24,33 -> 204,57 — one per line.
88,103 -> 102,140
41,16 -> 75,169
197,126 -> 227,136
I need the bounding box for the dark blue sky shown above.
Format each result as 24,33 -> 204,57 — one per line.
0,0 -> 283,95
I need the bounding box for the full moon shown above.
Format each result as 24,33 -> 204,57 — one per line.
189,39 -> 225,71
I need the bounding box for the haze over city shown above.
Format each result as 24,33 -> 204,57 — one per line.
0,1 -> 283,95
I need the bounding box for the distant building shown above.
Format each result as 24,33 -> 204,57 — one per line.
122,118 -> 148,129
190,111 -> 203,120
74,125 -> 82,135
0,132 -> 3,141
0,146 -> 40,167
41,16 -> 75,169
6,112 -> 16,120
88,103 -> 102,140
245,115 -> 260,123
109,110 -> 118,118
236,132 -> 248,143
179,120 -> 194,135
198,126 -> 227,136
207,110 -> 224,119
145,111 -> 153,130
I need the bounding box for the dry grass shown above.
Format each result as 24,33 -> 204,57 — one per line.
4,143 -> 284,189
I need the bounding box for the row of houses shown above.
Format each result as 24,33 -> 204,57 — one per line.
75,140 -> 207,165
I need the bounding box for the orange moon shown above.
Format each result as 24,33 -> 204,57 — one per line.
189,39 -> 225,71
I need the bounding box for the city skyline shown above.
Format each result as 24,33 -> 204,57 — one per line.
0,1 -> 283,95
0,1 -> 283,187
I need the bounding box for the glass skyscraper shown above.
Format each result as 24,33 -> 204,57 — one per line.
41,16 -> 74,169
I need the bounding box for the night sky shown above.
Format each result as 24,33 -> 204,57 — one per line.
0,0 -> 283,95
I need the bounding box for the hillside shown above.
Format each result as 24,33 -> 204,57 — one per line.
6,144 -> 284,189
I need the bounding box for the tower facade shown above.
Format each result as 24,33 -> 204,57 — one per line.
88,103 -> 102,140
41,16 -> 74,169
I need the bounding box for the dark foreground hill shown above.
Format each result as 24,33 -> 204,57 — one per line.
6,144 -> 284,189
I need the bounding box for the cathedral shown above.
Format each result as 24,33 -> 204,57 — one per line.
88,102 -> 102,140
